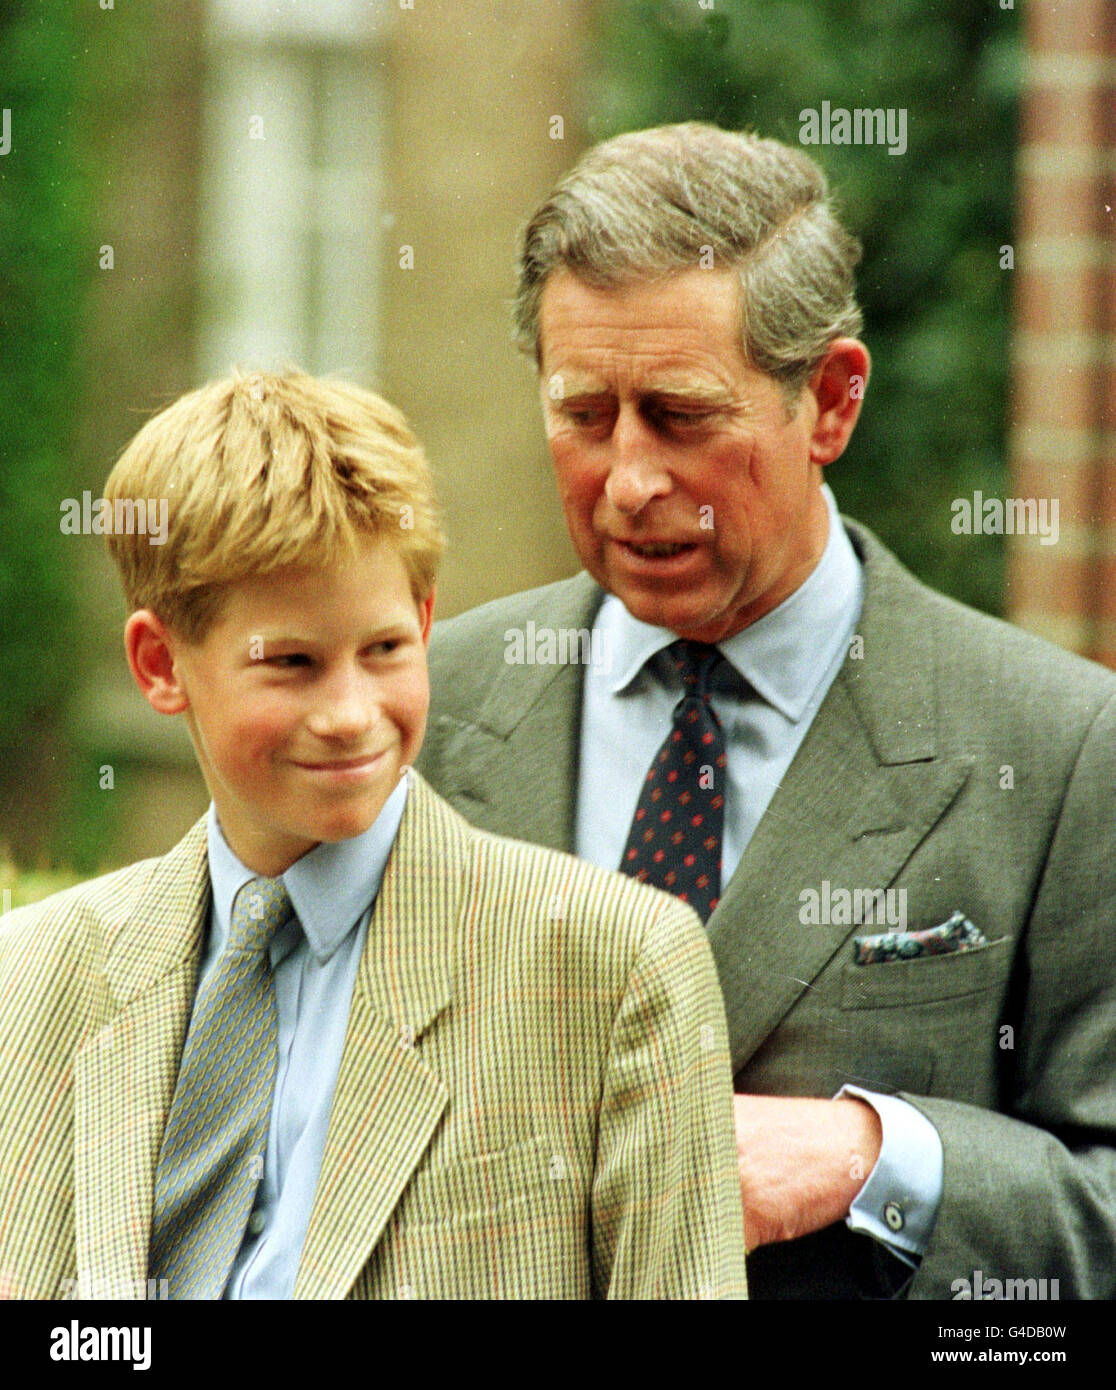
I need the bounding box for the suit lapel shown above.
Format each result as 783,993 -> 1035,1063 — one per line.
709,523 -> 972,1073
432,573 -> 603,851
294,774 -> 467,1300
73,820 -> 209,1295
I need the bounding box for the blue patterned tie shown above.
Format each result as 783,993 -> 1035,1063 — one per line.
620,641 -> 728,922
149,876 -> 294,1299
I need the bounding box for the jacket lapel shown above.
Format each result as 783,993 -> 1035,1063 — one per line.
294,774 -> 466,1300
72,820 -> 209,1296
709,523 -> 973,1073
430,573 -> 603,851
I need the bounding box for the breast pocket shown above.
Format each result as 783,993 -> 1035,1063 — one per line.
840,936 -> 1013,1010
400,1133 -> 581,1226
836,936 -> 1015,1104
382,1134 -> 589,1299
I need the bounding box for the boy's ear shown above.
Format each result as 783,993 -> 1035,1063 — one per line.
418,586 -> 436,648
125,610 -> 190,715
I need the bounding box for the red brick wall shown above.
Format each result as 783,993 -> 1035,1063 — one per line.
1007,0 -> 1116,666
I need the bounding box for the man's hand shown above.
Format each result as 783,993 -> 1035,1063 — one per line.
733,1094 -> 883,1250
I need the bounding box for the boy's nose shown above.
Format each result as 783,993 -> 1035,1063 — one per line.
306,672 -> 378,741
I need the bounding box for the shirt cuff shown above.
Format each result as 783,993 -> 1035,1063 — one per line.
835,1084 -> 943,1265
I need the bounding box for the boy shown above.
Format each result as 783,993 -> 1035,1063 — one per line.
0,370 -> 747,1299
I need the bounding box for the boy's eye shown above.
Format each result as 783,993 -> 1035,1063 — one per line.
258,639 -> 409,668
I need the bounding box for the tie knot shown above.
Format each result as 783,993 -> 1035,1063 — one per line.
667,639 -> 723,698
228,876 -> 294,956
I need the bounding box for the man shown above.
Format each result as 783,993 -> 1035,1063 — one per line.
417,123 -> 1116,1298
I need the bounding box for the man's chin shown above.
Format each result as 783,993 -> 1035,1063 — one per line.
608,583 -> 725,639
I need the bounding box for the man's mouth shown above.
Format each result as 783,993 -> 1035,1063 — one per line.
617,539 -> 696,559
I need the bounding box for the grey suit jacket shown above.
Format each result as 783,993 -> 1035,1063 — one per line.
416,517 -> 1116,1295
417,519 -> 1116,1299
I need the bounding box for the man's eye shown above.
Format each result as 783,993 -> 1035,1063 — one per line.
658,407 -> 708,426
369,639 -> 402,656
269,653 -> 310,668
563,404 -> 609,426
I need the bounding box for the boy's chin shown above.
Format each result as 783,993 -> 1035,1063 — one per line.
305,796 -> 394,843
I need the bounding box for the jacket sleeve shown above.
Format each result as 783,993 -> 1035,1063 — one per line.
907,689 -> 1116,1298
0,896 -> 98,1298
590,895 -> 748,1299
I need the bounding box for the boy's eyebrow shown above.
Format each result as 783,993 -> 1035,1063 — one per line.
247,618 -> 420,649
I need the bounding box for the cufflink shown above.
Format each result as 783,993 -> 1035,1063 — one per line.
884,1200 -> 905,1232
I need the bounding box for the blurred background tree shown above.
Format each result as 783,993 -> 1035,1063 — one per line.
0,0 -> 90,860
586,0 -> 1021,614
0,0 -> 1025,874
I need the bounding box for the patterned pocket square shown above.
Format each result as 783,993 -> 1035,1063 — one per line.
853,909 -> 988,965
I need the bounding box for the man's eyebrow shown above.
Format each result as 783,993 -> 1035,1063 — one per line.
551,380 -> 735,403
644,383 -> 735,404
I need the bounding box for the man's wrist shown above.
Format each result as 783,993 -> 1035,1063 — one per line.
836,1085 -> 944,1261
836,1095 -> 883,1204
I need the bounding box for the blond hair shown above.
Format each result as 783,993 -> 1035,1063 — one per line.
104,369 -> 443,641
514,122 -> 863,399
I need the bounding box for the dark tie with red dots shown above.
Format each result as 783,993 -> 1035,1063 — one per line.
620,640 -> 727,922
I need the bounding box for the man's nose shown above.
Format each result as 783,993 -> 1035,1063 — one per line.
604,410 -> 672,515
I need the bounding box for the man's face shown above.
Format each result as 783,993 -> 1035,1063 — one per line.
538,267 -> 835,641
162,535 -> 433,876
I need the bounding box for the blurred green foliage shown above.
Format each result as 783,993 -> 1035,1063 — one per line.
0,1 -> 90,824
588,0 -> 1020,613
0,856 -> 81,911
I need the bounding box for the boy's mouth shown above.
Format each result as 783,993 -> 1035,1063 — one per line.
291,752 -> 388,777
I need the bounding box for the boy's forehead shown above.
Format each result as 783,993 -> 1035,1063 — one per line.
208,538 -> 422,631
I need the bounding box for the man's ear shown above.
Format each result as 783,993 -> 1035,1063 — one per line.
418,585 -> 436,648
805,338 -> 870,465
124,610 -> 190,715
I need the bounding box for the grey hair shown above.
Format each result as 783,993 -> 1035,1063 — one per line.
513,122 -> 864,399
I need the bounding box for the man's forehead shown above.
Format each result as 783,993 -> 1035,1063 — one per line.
539,322 -> 750,399
537,267 -> 747,376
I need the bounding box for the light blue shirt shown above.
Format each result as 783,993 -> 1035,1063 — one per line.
574,484 -> 942,1265
201,774 -> 409,1300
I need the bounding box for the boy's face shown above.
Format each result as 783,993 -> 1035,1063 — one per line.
135,534 -> 434,877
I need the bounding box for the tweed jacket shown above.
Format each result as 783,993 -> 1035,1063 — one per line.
0,773 -> 747,1300
418,520 -> 1116,1299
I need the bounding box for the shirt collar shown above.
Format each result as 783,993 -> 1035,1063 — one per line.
600,484 -> 863,722
206,772 -> 410,966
